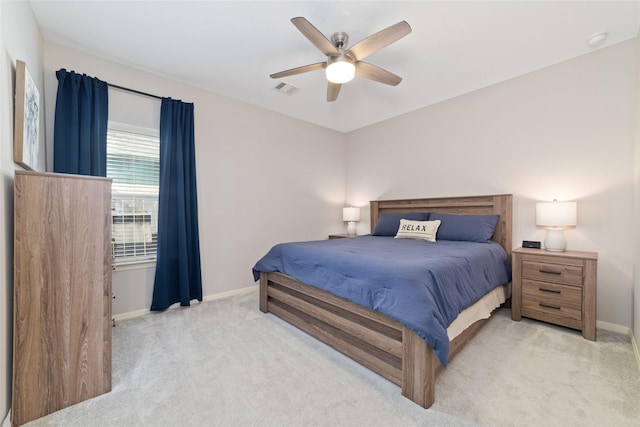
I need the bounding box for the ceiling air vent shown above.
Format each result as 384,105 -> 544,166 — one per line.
273,82 -> 299,95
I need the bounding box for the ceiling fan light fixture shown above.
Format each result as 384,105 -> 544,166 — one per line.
326,56 -> 355,84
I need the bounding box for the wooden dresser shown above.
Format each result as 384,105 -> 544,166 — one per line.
12,171 -> 112,426
511,247 -> 597,340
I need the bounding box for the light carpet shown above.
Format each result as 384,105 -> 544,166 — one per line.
25,289 -> 640,427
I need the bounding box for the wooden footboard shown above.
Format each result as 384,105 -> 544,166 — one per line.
261,271 -> 438,407
260,271 -> 500,408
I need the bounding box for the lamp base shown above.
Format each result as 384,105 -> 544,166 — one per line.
544,228 -> 566,252
346,221 -> 357,236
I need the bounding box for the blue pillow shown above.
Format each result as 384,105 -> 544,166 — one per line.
372,212 -> 430,236
429,213 -> 499,243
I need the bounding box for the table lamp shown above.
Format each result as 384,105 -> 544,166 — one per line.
535,199 -> 577,252
343,207 -> 360,236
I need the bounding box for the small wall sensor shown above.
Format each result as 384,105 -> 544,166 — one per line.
587,32 -> 608,48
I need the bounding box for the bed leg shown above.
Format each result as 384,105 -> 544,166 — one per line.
402,327 -> 435,408
259,272 -> 268,313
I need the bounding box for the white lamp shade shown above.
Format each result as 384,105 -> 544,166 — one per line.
536,201 -> 577,227
343,207 -> 360,222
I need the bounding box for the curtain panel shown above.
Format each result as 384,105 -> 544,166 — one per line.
151,98 -> 203,311
53,69 -> 108,176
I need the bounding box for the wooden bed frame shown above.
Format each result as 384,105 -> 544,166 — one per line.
259,194 -> 512,408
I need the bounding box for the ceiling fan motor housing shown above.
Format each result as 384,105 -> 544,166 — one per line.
331,32 -> 349,50
326,32 -> 355,84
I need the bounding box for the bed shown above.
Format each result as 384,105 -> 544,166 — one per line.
254,194 -> 512,408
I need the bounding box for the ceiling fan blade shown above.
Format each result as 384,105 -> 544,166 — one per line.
347,21 -> 411,61
327,82 -> 341,102
355,62 -> 403,86
270,62 -> 326,79
291,17 -> 340,56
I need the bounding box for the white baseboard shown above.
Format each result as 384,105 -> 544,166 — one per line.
112,307 -> 149,322
596,320 -> 630,335
595,320 -> 640,373
112,285 -> 258,322
632,331 -> 640,374
2,409 -> 10,427
202,284 -> 257,302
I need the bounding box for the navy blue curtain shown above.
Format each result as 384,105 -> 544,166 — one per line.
151,98 -> 203,311
53,69 -> 108,176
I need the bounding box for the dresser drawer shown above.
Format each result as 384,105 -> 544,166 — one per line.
522,260 -> 583,286
522,279 -> 582,328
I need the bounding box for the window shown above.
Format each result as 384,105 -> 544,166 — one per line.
107,124 -> 159,264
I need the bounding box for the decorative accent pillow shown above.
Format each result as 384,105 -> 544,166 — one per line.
429,213 -> 499,243
394,219 -> 441,242
372,212 -> 430,236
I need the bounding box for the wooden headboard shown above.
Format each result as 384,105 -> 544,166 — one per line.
370,194 -> 513,261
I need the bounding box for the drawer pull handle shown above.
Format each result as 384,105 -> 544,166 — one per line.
539,268 -> 562,275
539,302 -> 561,310
539,287 -> 561,294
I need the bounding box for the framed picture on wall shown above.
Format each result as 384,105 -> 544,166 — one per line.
14,59 -> 41,171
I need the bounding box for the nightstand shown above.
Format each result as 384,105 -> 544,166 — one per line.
511,247 -> 598,341
328,234 -> 356,239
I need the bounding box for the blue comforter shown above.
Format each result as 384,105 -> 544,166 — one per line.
252,235 -> 511,366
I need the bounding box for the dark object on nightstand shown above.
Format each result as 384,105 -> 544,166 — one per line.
522,240 -> 541,249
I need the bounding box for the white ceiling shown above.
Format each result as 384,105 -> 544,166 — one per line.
29,1 -> 640,133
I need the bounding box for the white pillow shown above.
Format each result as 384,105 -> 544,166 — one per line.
394,219 -> 441,242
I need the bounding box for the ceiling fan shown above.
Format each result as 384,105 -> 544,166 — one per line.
270,17 -> 412,102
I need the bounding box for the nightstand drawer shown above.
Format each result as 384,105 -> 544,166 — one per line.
522,260 -> 583,286
522,279 -> 582,323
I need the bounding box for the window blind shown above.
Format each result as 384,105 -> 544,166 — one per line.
107,129 -> 159,262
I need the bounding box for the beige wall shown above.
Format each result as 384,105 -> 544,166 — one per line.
42,43 -> 347,316
0,0 -> 45,418
346,39 -> 638,328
